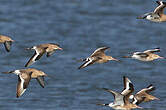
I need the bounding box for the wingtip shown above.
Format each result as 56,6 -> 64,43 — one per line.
147,84 -> 156,90
102,88 -> 109,91
25,62 -> 31,67
123,76 -> 126,82
16,94 -> 20,98
78,66 -> 82,69
25,59 -> 34,67
156,1 -> 160,4
163,1 -> 166,5
36,76 -> 45,88
6,49 -> 10,52
155,47 -> 160,49
123,76 -> 131,83
106,46 -> 110,49
25,64 -> 28,67
156,1 -> 166,5
78,64 -> 86,69
154,47 -> 160,51
4,41 -> 11,52
147,84 -> 153,88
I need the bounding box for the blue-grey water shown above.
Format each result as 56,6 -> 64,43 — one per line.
0,0 -> 165,110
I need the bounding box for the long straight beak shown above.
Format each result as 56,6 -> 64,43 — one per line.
137,15 -> 146,19
114,58 -> 120,61
155,97 -> 160,100
11,40 -> 15,42
159,56 -> 165,59
25,48 -> 31,50
58,47 -> 63,50
2,71 -> 14,74
96,103 -> 107,106
111,57 -> 120,61
122,56 -> 131,58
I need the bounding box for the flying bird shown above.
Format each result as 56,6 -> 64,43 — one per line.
97,76 -> 142,110
78,47 -> 119,69
130,84 -> 159,105
25,43 -> 63,67
123,48 -> 164,61
0,35 -> 14,52
3,68 -> 48,88
137,1 -> 166,22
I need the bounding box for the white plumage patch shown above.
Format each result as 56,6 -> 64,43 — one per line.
19,75 -> 26,96
14,70 -> 20,75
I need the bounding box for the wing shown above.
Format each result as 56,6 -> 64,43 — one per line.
25,52 -> 39,67
46,51 -> 55,57
123,83 -> 134,105
25,49 -> 45,67
137,84 -> 155,94
4,41 -> 12,52
145,84 -> 156,93
134,52 -> 149,58
78,57 -> 101,69
156,1 -> 161,5
144,48 -> 160,54
102,88 -> 124,105
16,73 -> 32,98
36,76 -> 45,88
17,75 -> 25,98
35,49 -> 45,60
91,47 -> 110,57
154,1 -> 166,15
121,76 -> 133,96
132,96 -> 146,105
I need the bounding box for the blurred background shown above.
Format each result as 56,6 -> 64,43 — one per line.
0,0 -> 165,110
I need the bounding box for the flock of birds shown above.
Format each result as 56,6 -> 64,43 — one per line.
0,0 -> 166,110
97,76 -> 159,109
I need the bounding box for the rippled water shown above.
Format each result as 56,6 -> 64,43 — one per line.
0,0 -> 165,110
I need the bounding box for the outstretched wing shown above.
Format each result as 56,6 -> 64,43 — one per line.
36,76 -> 45,88
4,41 -> 12,52
25,49 -> 45,67
154,1 -> 166,15
144,48 -> 160,54
78,57 -> 101,69
134,52 -> 149,58
102,88 -> 124,106
91,47 -> 110,57
121,76 -> 133,96
137,84 -> 156,94
16,72 -> 32,98
46,51 -> 55,57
